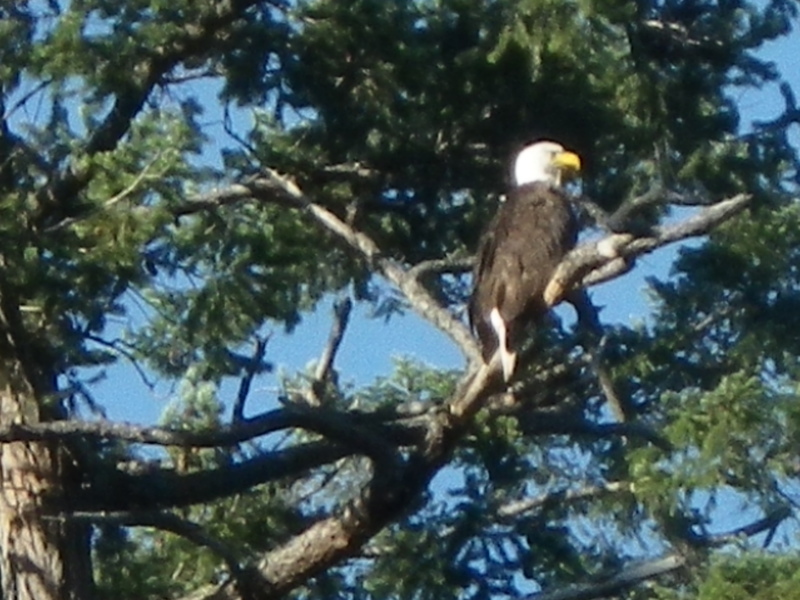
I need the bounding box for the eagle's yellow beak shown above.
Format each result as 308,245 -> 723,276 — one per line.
552,150 -> 582,174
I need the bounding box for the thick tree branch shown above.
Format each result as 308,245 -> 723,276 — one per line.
192,445 -> 445,600
2,404 -> 403,475
70,440 -> 352,512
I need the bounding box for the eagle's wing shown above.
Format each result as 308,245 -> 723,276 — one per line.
468,200 -> 517,362
469,184 -> 577,377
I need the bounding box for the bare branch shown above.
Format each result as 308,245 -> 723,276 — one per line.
246,172 -> 482,365
0,405 -> 397,459
497,482 -> 631,519
525,507 -> 793,600
232,335 -> 270,423
526,553 -> 685,600
703,506 -> 792,548
547,194 -> 752,303
447,357 -> 505,419
308,297 -> 353,407
408,256 -> 473,278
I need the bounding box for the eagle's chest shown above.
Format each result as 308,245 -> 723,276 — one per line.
498,192 -> 575,259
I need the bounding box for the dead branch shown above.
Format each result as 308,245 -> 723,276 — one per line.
547,193 -> 751,302
497,482 -> 631,519
407,255 -> 473,278
526,553 -> 685,600
308,297 -> 353,406
232,335 -> 270,423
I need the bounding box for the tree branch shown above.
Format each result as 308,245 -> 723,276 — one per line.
525,507 -> 793,600
68,510 -> 247,582
526,553 -> 685,600
0,404 -> 400,464
407,256 -> 473,278
232,335 -> 270,423
497,482 -> 631,519
308,297 -> 352,406
514,410 -> 672,451
70,440 -> 353,512
251,173 -> 483,364
546,193 -> 752,303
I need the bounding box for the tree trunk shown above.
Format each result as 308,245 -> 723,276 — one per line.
0,368 -> 68,600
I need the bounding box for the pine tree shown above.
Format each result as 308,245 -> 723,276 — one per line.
0,1 -> 798,599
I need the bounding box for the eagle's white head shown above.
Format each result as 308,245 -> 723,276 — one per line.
513,140 -> 582,188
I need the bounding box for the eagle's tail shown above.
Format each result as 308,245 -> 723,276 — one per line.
489,308 -> 516,381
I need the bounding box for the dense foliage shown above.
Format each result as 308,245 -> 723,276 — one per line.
0,1 -> 799,599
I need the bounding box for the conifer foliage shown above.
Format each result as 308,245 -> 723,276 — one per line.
0,1 -> 798,599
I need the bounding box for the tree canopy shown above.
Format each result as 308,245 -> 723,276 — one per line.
0,1 -> 799,599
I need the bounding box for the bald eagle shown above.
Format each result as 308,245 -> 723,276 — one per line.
469,140 -> 581,380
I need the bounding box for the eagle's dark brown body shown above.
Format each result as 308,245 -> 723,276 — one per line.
469,181 -> 578,365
